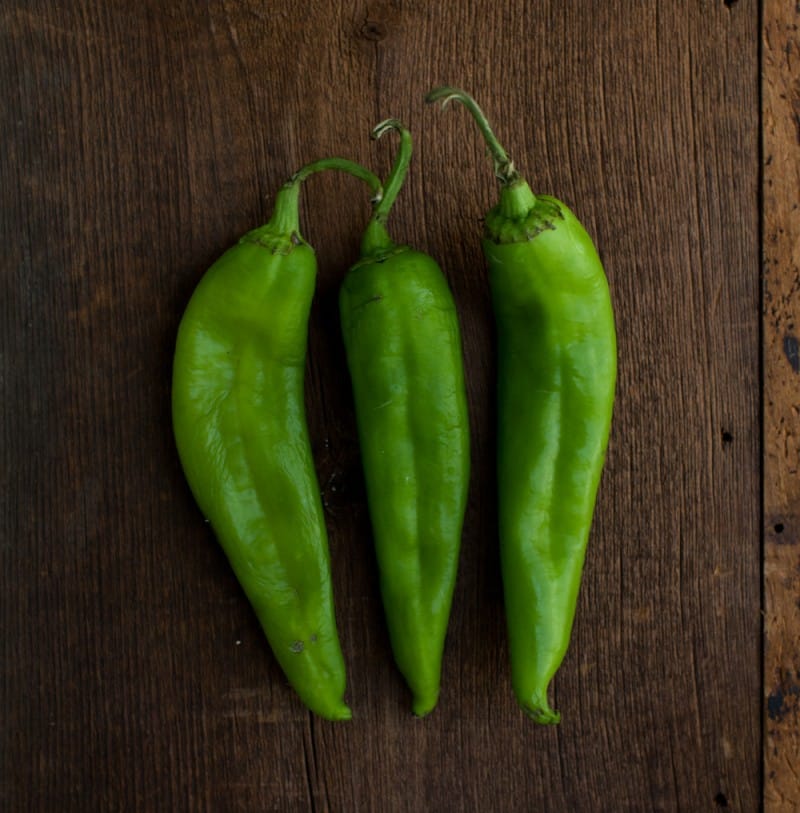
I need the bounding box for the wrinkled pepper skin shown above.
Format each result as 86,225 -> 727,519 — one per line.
484,182 -> 616,724
340,229 -> 470,717
172,184 -> 350,720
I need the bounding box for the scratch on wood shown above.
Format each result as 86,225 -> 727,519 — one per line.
783,334 -> 800,372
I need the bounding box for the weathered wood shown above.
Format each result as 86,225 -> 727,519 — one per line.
1,1 -> 762,810
763,1 -> 800,809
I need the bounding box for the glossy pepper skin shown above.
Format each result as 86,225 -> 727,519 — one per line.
340,122 -> 470,716
428,88 -> 616,724
172,162 -> 381,720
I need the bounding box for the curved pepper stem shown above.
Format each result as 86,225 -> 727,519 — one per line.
289,157 -> 383,204
425,86 -> 520,188
360,119 -> 413,256
426,87 -> 537,222
370,119 -> 412,225
254,157 -> 383,247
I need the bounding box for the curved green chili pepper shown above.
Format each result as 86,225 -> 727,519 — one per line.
339,120 -> 470,717
427,87 -> 617,724
172,158 -> 382,721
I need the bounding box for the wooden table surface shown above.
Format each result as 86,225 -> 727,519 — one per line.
3,1 -> 798,810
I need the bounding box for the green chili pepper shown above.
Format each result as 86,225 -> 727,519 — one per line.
427,87 -> 617,724
172,158 -> 382,721
339,120 -> 470,717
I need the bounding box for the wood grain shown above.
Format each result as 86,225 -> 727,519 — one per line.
1,1 -> 762,810
763,1 -> 800,809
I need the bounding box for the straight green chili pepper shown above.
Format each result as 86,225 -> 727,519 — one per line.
339,121 -> 470,717
427,87 -> 617,724
172,158 -> 382,720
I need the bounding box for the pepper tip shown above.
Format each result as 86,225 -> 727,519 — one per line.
520,699 -> 561,725
411,690 -> 439,718
330,704 -> 352,722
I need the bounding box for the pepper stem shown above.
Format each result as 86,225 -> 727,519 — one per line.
360,119 -> 413,256
370,119 -> 412,226
253,158 -> 383,247
289,157 -> 383,204
425,86 -> 520,187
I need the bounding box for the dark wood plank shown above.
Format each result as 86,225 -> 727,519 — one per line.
1,1 -> 761,810
763,1 -> 800,809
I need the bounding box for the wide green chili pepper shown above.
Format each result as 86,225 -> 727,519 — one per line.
339,120 -> 470,717
172,158 -> 382,721
427,87 -> 617,724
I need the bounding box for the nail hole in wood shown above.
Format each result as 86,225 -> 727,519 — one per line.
714,792 -> 729,807
361,19 -> 387,41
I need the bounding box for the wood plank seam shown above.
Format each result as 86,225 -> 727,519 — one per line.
763,1 -> 800,809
